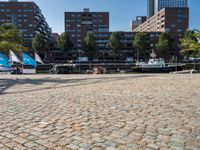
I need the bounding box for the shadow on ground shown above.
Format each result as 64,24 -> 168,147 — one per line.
0,75 -> 154,95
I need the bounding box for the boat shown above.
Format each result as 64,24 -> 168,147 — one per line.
132,58 -> 183,73
0,66 -> 13,72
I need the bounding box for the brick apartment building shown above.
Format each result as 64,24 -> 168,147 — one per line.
134,8 -> 189,35
0,0 -> 54,50
65,8 -> 109,51
50,31 -> 161,63
134,7 -> 189,56
57,8 -> 160,62
130,16 -> 147,31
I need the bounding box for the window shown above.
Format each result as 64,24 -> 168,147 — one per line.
23,9 -> 32,12
177,29 -> 182,32
171,24 -> 176,27
98,28 -> 109,32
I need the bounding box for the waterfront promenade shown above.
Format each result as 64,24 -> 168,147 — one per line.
0,74 -> 200,150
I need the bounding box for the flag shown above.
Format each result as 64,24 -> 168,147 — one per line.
9,50 -> 22,64
22,53 -> 37,67
35,52 -> 44,64
0,53 -> 10,67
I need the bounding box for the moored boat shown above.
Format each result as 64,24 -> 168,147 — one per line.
133,58 -> 183,73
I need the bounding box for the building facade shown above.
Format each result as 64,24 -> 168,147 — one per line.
50,31 -> 161,62
155,0 -> 188,13
65,8 -> 109,51
0,0 -> 53,49
147,0 -> 188,18
147,0 -> 155,18
134,8 -> 189,35
130,16 -> 147,31
134,7 -> 189,57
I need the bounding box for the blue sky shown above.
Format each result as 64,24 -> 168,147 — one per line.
1,0 -> 200,33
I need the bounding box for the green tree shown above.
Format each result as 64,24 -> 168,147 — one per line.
83,32 -> 96,61
133,32 -> 148,61
0,24 -> 26,54
180,29 -> 200,57
32,33 -> 44,52
106,32 -> 123,61
156,32 -> 172,59
58,32 -> 73,52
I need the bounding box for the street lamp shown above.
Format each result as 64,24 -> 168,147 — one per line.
102,49 -> 105,64
78,49 -> 81,73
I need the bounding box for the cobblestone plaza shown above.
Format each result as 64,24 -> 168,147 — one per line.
0,74 -> 200,150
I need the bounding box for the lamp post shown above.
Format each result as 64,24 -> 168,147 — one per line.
78,49 -> 81,73
102,50 -> 105,64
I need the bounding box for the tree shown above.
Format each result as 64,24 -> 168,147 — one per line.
0,24 -> 26,55
133,32 -> 148,61
58,32 -> 73,52
106,32 -> 123,61
156,32 -> 172,59
180,29 -> 200,57
83,32 -> 96,61
32,33 -> 44,52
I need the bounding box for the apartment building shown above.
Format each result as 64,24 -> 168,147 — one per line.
134,8 -> 189,36
0,0 -> 53,48
50,31 -> 161,62
130,16 -> 147,31
65,8 -> 109,51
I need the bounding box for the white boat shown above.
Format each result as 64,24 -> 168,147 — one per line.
133,58 -> 183,73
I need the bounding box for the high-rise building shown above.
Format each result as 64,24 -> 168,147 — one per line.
0,0 -> 53,48
147,0 -> 188,18
155,0 -> 188,13
65,8 -> 109,51
147,0 -> 155,18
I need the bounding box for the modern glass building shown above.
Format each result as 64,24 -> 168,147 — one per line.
147,0 -> 188,18
147,0 -> 155,18
155,0 -> 188,12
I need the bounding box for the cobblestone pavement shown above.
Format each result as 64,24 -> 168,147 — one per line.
0,74 -> 200,150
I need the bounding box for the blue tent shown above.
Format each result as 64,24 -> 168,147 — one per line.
0,53 -> 10,67
22,53 -> 37,67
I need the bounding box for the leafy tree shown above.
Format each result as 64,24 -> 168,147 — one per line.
180,29 -> 200,57
83,32 -> 96,61
156,32 -> 172,59
58,32 -> 73,52
32,33 -> 44,52
106,32 -> 123,60
0,24 -> 26,54
133,32 -> 148,61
